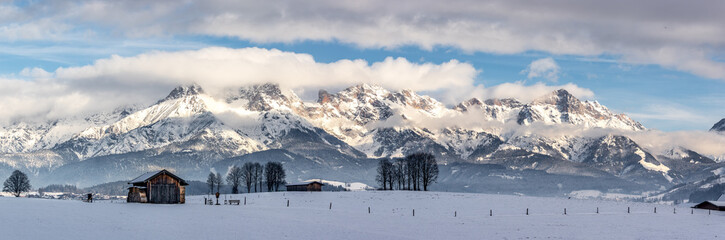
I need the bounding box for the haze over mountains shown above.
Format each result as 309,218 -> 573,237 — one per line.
0,83 -> 723,199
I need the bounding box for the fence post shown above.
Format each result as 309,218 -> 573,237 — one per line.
287,199 -> 289,207
368,207 -> 371,214
526,208 -> 529,215
596,207 -> 599,214
691,209 -> 693,214
455,211 -> 457,217
244,197 -> 246,205
413,209 -> 415,216
654,207 -> 656,213
628,207 -> 630,214
329,202 -> 332,210
673,208 -> 676,214
564,208 -> 567,215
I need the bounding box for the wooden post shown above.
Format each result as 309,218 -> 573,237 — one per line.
455,211 -> 457,217
654,207 -> 656,213
673,208 -> 676,214
596,207 -> 599,214
691,209 -> 693,214
564,208 -> 567,215
244,197 -> 246,205
709,210 -> 711,215
526,208 -> 529,215
490,209 -> 492,216
413,209 -> 415,216
368,207 -> 371,214
329,202 -> 332,210
287,199 -> 289,207
627,207 -> 630,214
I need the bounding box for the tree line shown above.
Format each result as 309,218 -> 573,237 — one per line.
207,161 -> 287,194
376,152 -> 439,191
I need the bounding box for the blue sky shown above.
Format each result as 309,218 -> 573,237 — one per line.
1,0 -> 723,131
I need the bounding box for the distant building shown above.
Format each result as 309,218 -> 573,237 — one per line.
692,194 -> 725,211
127,169 -> 188,204
286,181 -> 323,192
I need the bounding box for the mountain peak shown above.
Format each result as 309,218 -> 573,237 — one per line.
342,84 -> 391,97
161,83 -> 204,102
711,118 -> 725,132
532,89 -> 579,106
229,83 -> 301,112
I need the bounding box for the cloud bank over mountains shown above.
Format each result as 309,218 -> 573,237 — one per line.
0,47 -> 594,123
2,0 -> 725,81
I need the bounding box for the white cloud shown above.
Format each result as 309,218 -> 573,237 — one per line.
480,82 -> 594,102
0,47 -> 594,124
523,58 -> 560,82
627,104 -> 709,124
2,0 -> 725,81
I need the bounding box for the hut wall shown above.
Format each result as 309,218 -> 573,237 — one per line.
307,183 -> 322,191
179,186 -> 186,204
147,174 -> 182,204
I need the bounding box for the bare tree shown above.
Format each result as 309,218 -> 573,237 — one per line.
226,165 -> 243,194
253,162 -> 263,192
375,158 -> 393,190
264,162 -> 287,191
3,170 -> 31,197
273,162 -> 286,191
418,153 -> 439,191
265,162 -> 275,192
206,172 -> 217,194
393,158 -> 407,190
241,162 -> 255,193
405,154 -> 421,190
215,172 -> 223,193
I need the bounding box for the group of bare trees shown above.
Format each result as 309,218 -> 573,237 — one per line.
264,162 -> 286,192
212,162 -> 287,194
376,152 -> 439,191
206,172 -> 223,194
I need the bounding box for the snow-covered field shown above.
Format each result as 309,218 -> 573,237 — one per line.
1,191 -> 723,239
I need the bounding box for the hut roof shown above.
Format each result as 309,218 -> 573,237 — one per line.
128,169 -> 188,186
706,201 -> 725,207
286,181 -> 324,186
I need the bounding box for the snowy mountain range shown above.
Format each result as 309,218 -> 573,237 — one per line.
0,83 -> 722,198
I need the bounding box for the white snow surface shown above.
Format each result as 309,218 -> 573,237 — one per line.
1,191 -> 723,240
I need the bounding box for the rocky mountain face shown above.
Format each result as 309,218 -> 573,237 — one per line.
711,118 -> 725,132
0,83 -> 721,198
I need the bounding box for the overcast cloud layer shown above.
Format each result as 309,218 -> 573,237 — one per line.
2,0 -> 724,81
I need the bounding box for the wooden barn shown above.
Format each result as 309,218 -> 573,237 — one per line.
286,181 -> 323,192
127,169 -> 188,204
692,201 -> 725,211
692,194 -> 725,211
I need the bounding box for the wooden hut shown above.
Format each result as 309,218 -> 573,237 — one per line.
127,169 -> 188,204
692,193 -> 725,211
286,181 -> 323,192
692,201 -> 725,211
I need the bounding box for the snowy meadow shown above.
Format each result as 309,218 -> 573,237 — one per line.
1,191 -> 723,240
